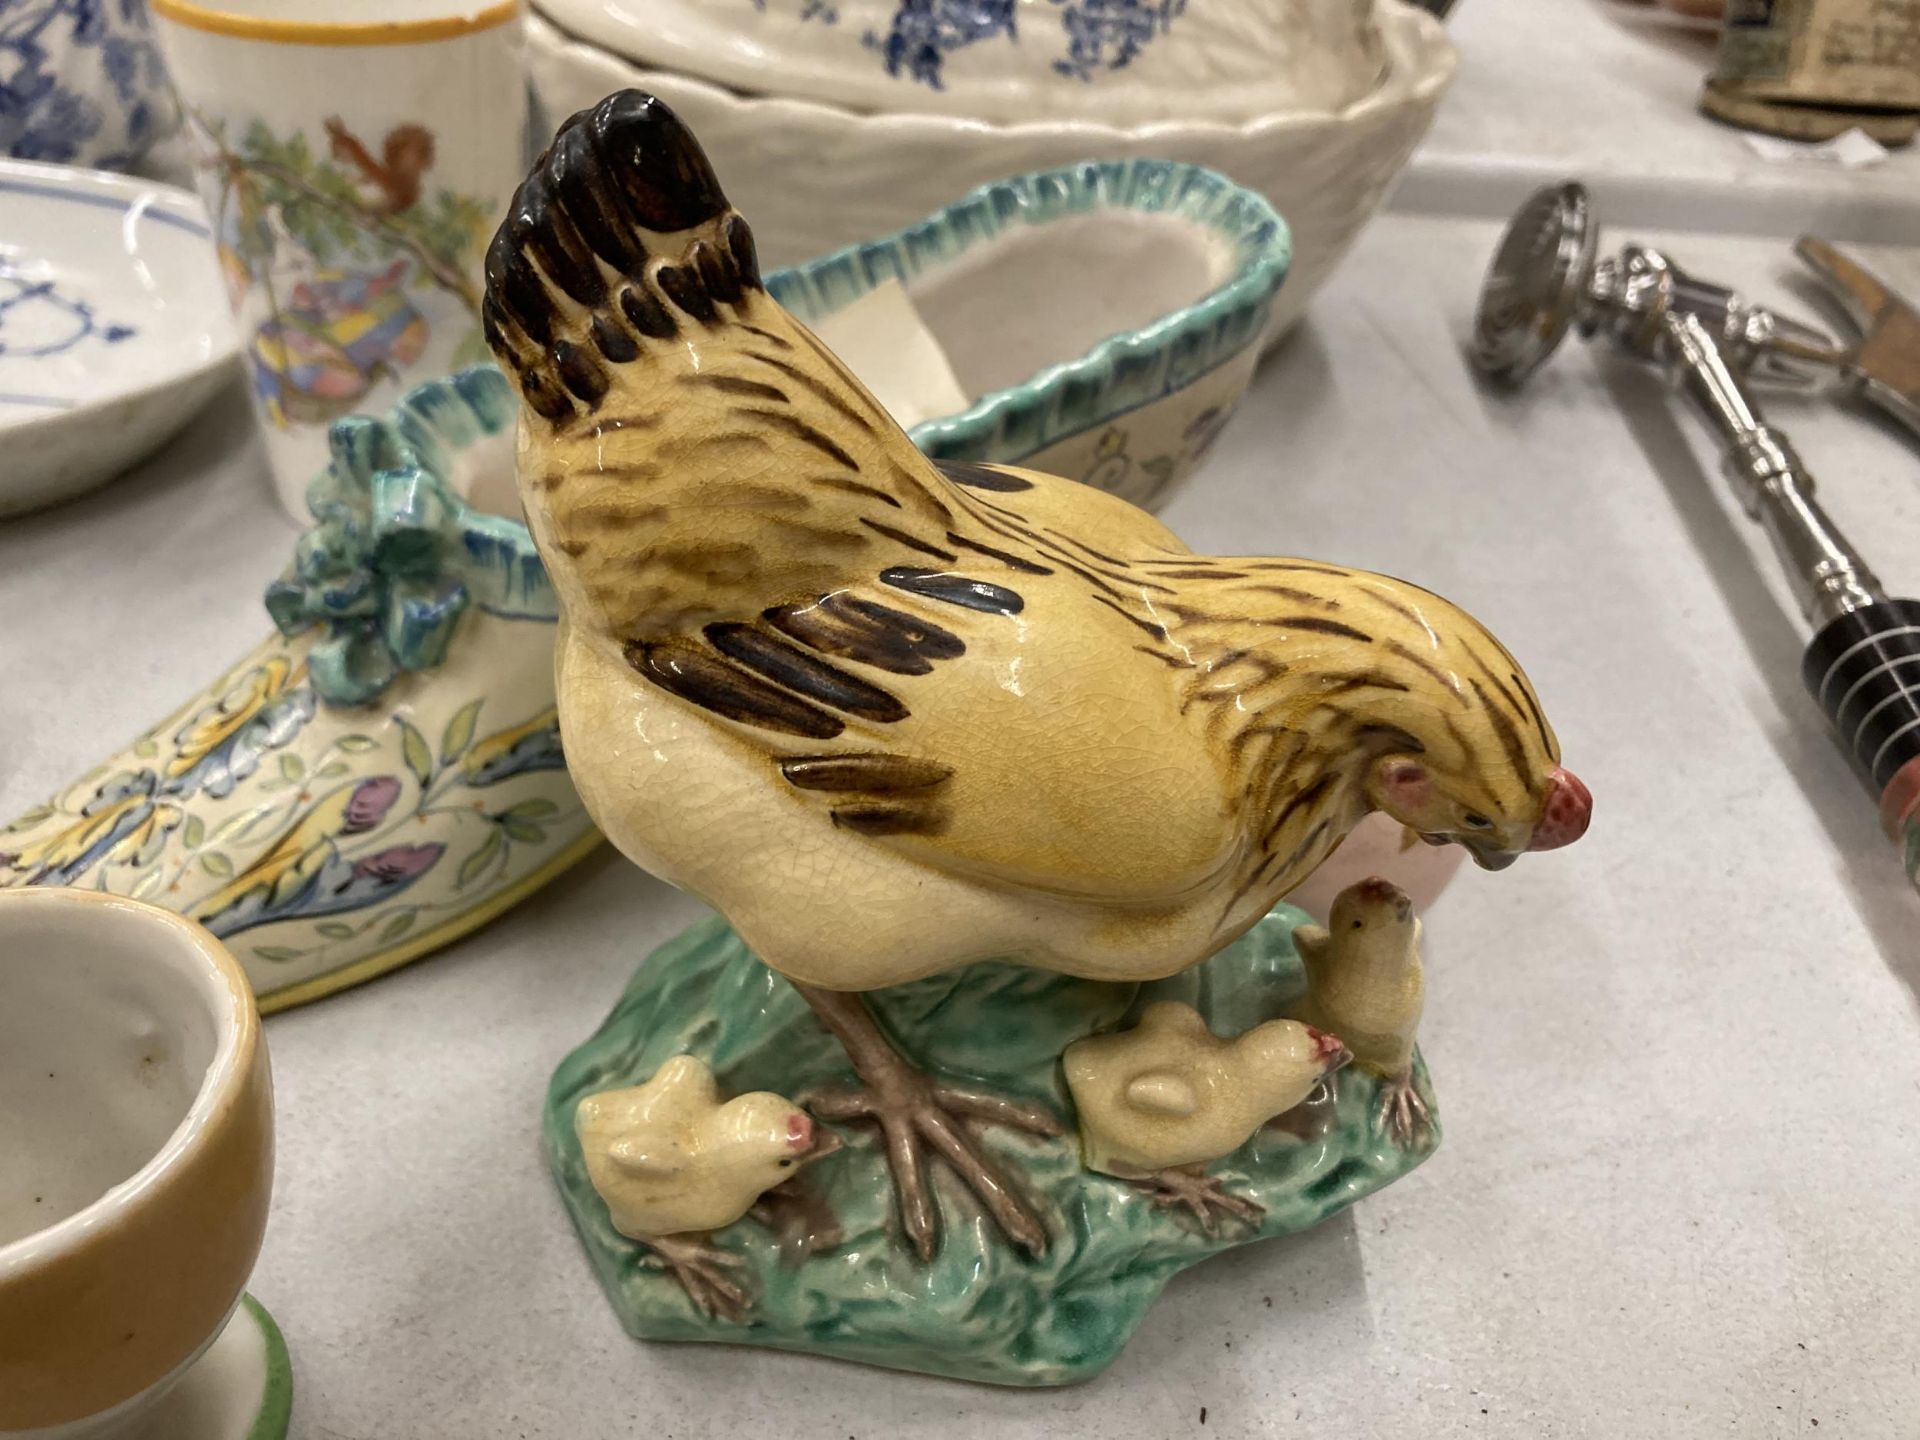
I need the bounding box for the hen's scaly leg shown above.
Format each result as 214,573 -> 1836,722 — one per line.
642,1233 -> 749,1322
1130,1165 -> 1265,1237
1375,1068 -> 1433,1148
793,982 -> 1062,1261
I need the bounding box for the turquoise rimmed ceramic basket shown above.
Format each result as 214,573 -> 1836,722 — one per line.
774,157 -> 1291,509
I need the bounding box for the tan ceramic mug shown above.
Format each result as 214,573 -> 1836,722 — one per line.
0,891 -> 277,1439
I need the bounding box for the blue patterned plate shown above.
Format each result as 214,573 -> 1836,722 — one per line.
0,157 -> 238,515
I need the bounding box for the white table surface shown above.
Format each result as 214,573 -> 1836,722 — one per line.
4,206 -> 1918,1437
1398,0 -> 1920,242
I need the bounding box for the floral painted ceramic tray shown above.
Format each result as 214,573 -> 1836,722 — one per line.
0,158 -> 238,515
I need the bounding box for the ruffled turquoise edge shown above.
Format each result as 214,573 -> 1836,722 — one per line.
767,158 -> 1292,465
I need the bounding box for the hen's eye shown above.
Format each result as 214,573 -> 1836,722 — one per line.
1462,812 -> 1492,829
779,1159 -> 794,1168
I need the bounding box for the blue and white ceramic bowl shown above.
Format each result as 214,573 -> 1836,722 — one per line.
773,157 -> 1289,510
0,0 -> 178,169
533,0 -> 1387,123
0,157 -> 237,514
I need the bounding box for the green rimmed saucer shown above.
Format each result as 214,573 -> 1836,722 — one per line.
133,1294 -> 291,1440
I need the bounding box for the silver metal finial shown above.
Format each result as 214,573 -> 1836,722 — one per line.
1472,183 -> 1847,391
1471,182 -> 1595,385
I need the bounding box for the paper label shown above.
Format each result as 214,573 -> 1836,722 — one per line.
1742,124 -> 1891,165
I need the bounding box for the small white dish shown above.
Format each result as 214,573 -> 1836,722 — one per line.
0,159 -> 238,517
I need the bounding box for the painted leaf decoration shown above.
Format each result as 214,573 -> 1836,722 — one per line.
252,945 -> 303,962
133,737 -> 159,758
200,852 -> 235,877
442,700 -> 483,763
278,752 -> 306,782
210,808 -> 264,845
505,798 -> 560,821
380,910 -> 416,942
398,719 -> 433,789
456,828 -> 504,889
316,921 -> 357,940
3,804 -> 54,833
337,734 -> 378,753
130,868 -> 166,900
502,817 -> 545,845
182,814 -> 206,849
316,760 -> 351,778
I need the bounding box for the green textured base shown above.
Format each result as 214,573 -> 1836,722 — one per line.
543,903 -> 1437,1387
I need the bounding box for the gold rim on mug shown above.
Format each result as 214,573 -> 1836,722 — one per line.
149,0 -> 520,46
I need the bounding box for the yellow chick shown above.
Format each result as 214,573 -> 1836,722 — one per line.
577,1055 -> 817,1240
1291,877 -> 1429,1145
1064,1002 -> 1347,1229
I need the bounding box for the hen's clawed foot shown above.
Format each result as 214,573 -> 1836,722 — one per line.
643,1233 -> 750,1322
794,981 -> 1062,1262
1132,1164 -> 1265,1237
1375,1070 -> 1432,1148
806,1073 -> 1062,1261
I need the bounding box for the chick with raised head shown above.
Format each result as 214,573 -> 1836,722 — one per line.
1064,1002 -> 1348,1231
576,1055 -> 820,1317
1292,877 -> 1431,1145
482,91 -> 1591,1264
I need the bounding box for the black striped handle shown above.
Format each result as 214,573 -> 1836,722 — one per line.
1802,600 -> 1920,861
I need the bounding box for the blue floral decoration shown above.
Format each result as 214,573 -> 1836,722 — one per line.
265,366 -> 556,707
1,0 -> 175,169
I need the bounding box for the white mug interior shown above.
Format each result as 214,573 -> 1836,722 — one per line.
0,897 -> 243,1263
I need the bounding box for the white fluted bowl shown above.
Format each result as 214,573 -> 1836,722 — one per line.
528,0 -> 1454,340
531,0 -> 1389,124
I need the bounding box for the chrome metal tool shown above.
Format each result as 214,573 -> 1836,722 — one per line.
1476,182 -> 1920,883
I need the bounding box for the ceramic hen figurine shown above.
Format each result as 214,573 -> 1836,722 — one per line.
1292,877 -> 1431,1145
483,91 -> 1592,1263
1064,1003 -> 1348,1231
576,1056 -> 819,1316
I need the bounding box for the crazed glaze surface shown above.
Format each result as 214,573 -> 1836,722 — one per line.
0,891 -> 272,1434
489,89 -> 1590,1324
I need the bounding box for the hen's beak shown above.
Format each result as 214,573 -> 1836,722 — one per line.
1527,766 -> 1592,851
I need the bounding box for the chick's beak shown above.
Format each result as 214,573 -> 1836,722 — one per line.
1307,1027 -> 1351,1072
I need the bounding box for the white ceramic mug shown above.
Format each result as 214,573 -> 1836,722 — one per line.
0,891 -> 275,1439
149,0 -> 528,520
